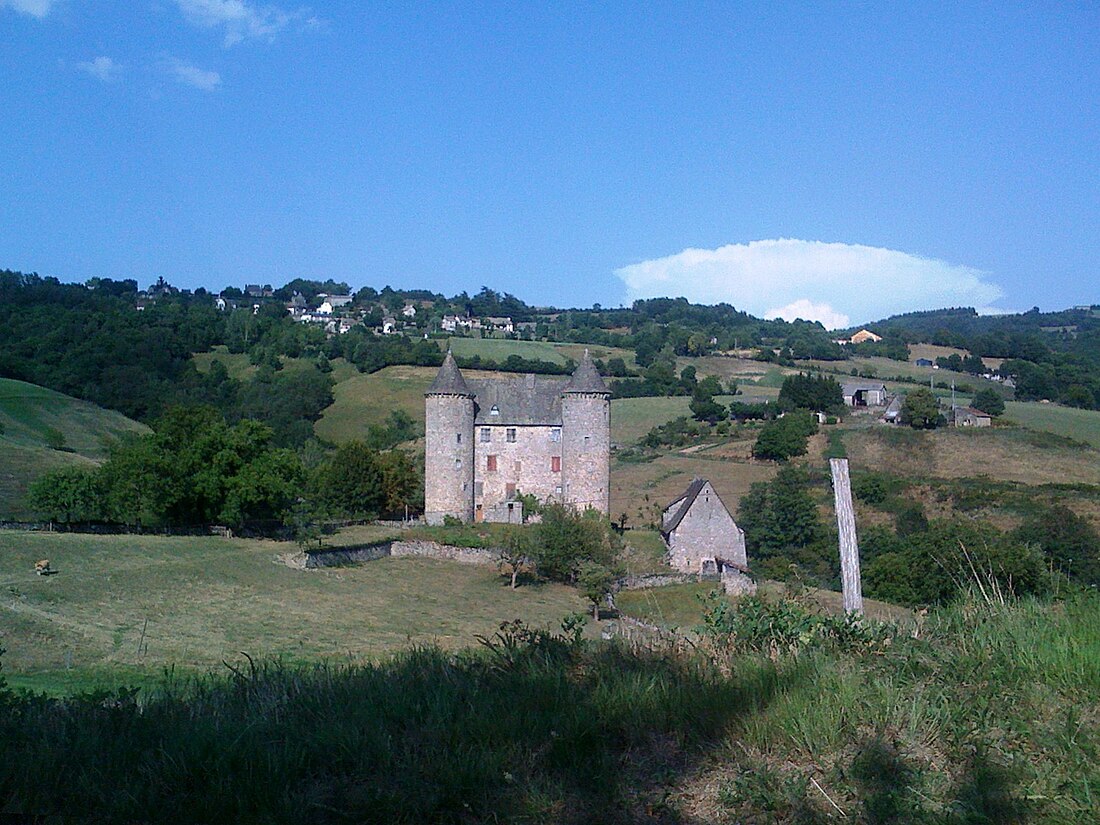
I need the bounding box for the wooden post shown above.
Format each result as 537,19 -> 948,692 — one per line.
829,458 -> 864,615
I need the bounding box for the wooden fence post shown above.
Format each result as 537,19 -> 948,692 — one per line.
829,458 -> 864,615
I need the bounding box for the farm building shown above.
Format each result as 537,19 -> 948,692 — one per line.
842,382 -> 889,407
952,406 -> 992,428
661,478 -> 753,593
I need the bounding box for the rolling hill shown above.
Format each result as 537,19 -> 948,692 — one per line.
0,378 -> 148,519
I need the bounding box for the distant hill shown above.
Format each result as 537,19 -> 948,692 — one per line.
0,378 -> 148,519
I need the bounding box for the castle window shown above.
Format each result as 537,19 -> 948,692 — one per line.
550,428 -> 561,442
474,482 -> 483,496
506,483 -> 516,498
551,456 -> 561,473
506,428 -> 516,443
481,428 -> 491,442
489,405 -> 500,416
456,433 -> 462,444
584,435 -> 590,447
487,455 -> 497,472
454,459 -> 461,469
514,460 -> 521,473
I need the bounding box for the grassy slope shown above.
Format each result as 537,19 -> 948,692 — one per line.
0,378 -> 148,519
1003,400 -> 1100,449
0,529 -> 588,694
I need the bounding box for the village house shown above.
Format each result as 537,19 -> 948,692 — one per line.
381,316 -> 398,334
849,329 -> 883,344
441,315 -> 459,332
661,479 -> 754,594
424,350 -> 610,524
402,303 -> 417,318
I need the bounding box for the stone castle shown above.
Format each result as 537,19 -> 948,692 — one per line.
424,350 -> 611,524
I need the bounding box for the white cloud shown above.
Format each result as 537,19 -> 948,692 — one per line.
615,238 -> 1004,330
77,56 -> 120,82
174,0 -> 305,46
765,299 -> 850,329
166,57 -> 221,91
0,0 -> 55,18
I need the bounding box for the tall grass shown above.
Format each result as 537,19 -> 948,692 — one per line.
3,594 -> 1098,822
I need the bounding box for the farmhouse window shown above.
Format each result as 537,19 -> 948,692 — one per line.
551,456 -> 561,473
481,428 -> 491,442
506,428 -> 516,442
487,455 -> 498,472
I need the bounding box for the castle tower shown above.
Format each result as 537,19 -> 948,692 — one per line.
424,351 -> 475,524
560,350 -> 611,515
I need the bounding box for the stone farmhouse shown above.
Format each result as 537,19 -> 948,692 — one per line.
424,351 -> 610,524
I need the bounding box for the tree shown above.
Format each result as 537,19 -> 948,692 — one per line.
27,467 -> 102,523
528,506 -> 618,583
900,388 -> 941,429
752,411 -> 818,460
316,441 -> 386,519
738,466 -> 821,557
970,388 -> 1005,417
689,383 -> 727,423
577,561 -> 615,619
498,528 -> 535,589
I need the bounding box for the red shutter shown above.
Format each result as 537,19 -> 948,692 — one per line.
551,456 -> 561,473
487,455 -> 497,471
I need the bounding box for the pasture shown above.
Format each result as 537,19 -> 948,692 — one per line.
1003,401 -> 1100,449
0,378 -> 148,519
0,529 -> 588,694
444,336 -> 569,364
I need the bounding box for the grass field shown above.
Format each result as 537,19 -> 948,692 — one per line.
0,378 -> 148,519
842,423 -> 1100,487
445,336 -> 570,364
1004,400 -> 1100,449
192,346 -> 359,384
610,394 -> 750,445
0,530 -> 589,694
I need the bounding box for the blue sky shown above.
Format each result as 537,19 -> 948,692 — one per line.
1,1 -> 1097,326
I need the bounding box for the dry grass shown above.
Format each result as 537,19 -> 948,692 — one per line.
843,425 -> 1100,486
611,453 -> 776,527
907,343 -> 969,362
0,529 -> 589,693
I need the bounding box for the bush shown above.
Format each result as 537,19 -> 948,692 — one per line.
1014,505 -> 1100,586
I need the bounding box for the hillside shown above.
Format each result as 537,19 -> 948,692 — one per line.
0,378 -> 148,519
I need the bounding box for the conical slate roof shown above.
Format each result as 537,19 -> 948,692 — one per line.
427,351 -> 472,395
564,349 -> 609,394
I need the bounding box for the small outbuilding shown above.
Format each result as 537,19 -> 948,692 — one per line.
952,406 -> 992,428
914,358 -> 934,368
661,479 -> 754,594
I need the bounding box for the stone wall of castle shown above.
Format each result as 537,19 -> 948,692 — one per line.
472,424 -> 562,517
424,394 -> 475,524
560,393 -> 611,514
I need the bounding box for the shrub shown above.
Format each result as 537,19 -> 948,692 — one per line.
971,387 -> 1006,417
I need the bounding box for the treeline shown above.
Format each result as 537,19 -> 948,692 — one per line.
858,306 -> 1100,410
27,407 -> 421,531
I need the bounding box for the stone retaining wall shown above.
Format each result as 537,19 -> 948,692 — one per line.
293,540 -> 500,570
